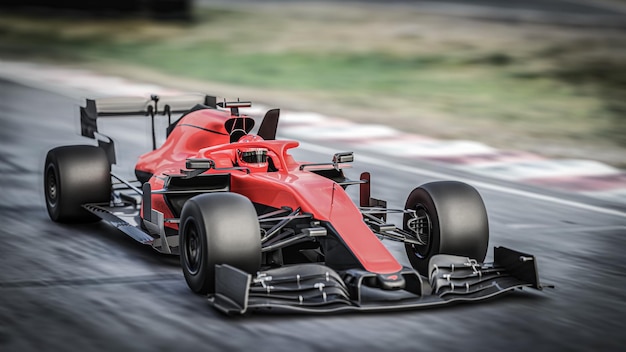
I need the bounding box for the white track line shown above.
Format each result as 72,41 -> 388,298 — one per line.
283,124 -> 400,140
457,159 -> 621,181
358,139 -> 496,157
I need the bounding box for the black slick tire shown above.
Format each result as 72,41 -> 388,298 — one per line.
403,181 -> 489,276
44,145 -> 111,223
179,193 -> 261,295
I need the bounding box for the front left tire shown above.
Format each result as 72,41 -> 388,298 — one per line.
180,193 -> 261,295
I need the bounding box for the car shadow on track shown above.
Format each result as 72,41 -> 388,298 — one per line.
67,220 -> 181,268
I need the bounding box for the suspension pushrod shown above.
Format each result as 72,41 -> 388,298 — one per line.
258,207 -> 291,220
359,207 -> 414,215
261,207 -> 301,243
261,233 -> 311,252
259,214 -> 312,223
110,172 -> 143,195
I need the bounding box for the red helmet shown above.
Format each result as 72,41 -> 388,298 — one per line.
236,135 -> 268,171
238,135 -> 264,144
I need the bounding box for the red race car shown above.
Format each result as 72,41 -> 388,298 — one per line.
44,94 -> 549,314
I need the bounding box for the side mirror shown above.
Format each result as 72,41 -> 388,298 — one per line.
186,158 -> 215,170
332,152 -> 354,170
333,152 -> 354,164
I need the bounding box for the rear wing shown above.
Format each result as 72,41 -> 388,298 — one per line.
80,94 -> 218,140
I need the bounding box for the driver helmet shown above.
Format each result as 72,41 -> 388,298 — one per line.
236,135 -> 268,170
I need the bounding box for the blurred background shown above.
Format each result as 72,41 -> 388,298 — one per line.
1,0 -> 625,167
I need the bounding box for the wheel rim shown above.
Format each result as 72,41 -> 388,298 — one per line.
45,164 -> 58,208
407,204 -> 432,258
183,219 -> 202,276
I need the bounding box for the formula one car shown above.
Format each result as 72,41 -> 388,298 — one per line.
44,94 -> 548,314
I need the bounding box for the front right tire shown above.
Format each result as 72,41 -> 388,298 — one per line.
403,181 -> 489,275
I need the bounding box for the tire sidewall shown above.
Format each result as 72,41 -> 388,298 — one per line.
180,204 -> 211,293
404,187 -> 441,275
44,153 -> 62,221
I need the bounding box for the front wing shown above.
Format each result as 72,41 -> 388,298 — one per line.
210,247 -> 550,314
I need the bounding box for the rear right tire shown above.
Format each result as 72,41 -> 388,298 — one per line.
44,145 -> 111,223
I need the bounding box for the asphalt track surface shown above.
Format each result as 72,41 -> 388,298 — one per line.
0,79 -> 625,351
